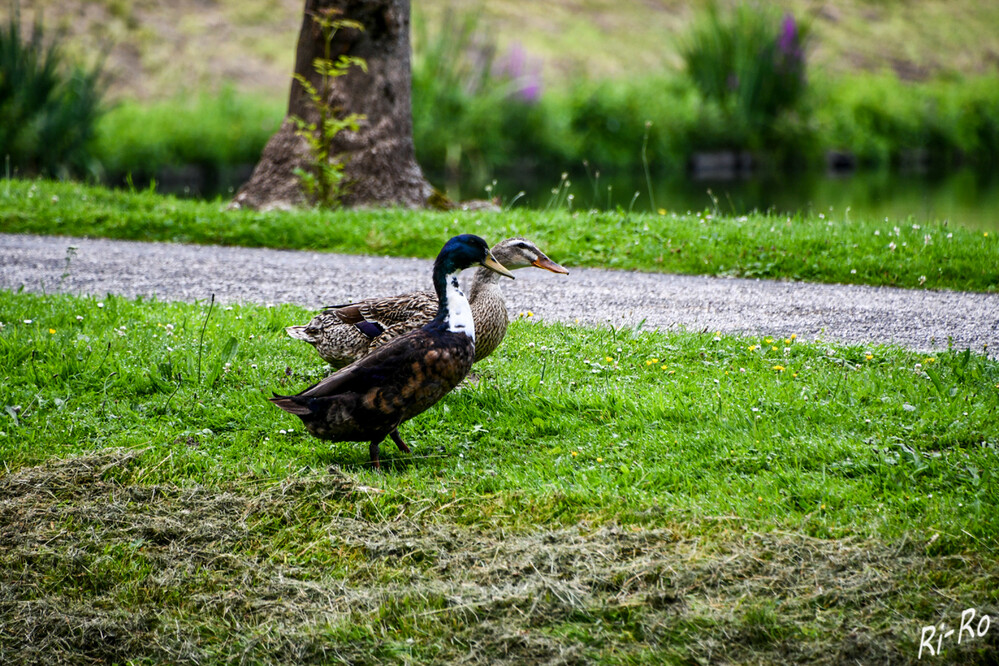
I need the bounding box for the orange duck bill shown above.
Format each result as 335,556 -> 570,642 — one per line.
532,256 -> 570,274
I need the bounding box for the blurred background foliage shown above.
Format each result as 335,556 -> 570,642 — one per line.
2,1 -> 998,203
0,2 -> 105,178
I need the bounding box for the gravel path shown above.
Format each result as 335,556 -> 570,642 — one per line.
2,233 -> 997,357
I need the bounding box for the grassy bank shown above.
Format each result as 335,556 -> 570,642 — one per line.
1,290 -> 997,662
2,179 -> 997,292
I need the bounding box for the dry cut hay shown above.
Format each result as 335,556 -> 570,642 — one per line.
1,450 -> 997,664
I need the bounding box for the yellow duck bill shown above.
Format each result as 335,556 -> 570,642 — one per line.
482,252 -> 515,279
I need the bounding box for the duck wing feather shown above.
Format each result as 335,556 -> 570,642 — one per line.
326,291 -> 438,331
272,326 -> 474,439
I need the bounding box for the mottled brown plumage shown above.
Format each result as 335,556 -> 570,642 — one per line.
271,235 -> 514,468
286,238 -> 567,368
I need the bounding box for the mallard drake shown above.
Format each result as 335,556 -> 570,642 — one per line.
271,234 -> 514,469
286,238 -> 567,368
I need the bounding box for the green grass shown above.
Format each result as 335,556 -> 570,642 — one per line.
2,179 -> 998,292
1,290 -> 998,663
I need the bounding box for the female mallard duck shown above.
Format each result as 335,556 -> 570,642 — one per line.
271,234 -> 514,469
286,238 -> 567,368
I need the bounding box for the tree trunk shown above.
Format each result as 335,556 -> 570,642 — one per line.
230,0 -> 434,211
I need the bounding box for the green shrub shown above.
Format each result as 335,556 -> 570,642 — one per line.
679,2 -> 810,147
816,73 -> 999,169
92,87 -> 284,179
0,2 -> 105,177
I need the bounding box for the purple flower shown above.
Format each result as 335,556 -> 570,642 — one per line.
778,13 -> 797,55
519,75 -> 541,103
495,42 -> 543,104
500,42 -> 527,80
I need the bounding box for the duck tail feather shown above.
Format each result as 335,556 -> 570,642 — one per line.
270,394 -> 313,416
285,325 -> 316,342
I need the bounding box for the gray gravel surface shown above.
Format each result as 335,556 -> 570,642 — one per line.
2,233 -> 997,357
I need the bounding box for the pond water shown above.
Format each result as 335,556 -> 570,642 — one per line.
153,165 -> 999,232
456,167 -> 999,231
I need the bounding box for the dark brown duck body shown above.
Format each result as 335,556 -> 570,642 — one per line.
271,234 -> 514,468
272,322 -> 473,459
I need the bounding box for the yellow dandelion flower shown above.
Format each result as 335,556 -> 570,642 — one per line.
658,208 -> 667,215
646,359 -> 655,366
661,364 -> 668,370
527,311 -> 534,317
764,337 -> 773,344
772,365 -> 785,372
925,357 -> 936,364
605,356 -> 614,363
596,457 -> 603,463
651,358 -> 659,363
771,346 -> 778,351
791,333 -> 797,340
866,354 -> 873,360
784,338 -> 792,344
571,451 -> 578,457
757,496 -> 763,502
48,328 -> 56,334
792,372 -> 798,378
748,344 -> 758,351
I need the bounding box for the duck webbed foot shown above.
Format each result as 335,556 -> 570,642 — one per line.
389,429 -> 411,453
